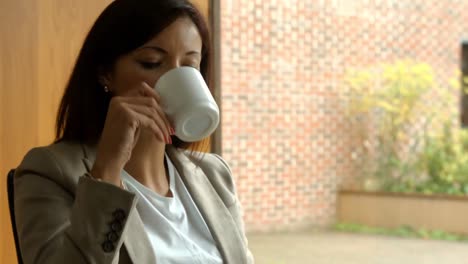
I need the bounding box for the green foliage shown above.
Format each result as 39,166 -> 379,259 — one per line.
413,127 -> 468,195
334,222 -> 468,242
345,60 -> 468,195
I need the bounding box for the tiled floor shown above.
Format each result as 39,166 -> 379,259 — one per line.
248,230 -> 468,264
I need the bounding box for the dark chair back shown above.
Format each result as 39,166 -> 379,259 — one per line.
7,169 -> 24,264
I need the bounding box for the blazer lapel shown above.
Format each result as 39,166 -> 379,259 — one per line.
120,210 -> 157,264
166,146 -> 247,264
81,144 -> 156,264
81,144 -> 96,172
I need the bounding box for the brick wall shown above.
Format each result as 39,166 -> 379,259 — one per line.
219,0 -> 468,232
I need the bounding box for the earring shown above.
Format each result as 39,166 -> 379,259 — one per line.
103,85 -> 109,93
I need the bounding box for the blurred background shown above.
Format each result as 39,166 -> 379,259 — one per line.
2,0 -> 468,263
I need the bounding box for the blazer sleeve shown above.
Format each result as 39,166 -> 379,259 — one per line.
212,154 -> 255,264
14,147 -> 138,264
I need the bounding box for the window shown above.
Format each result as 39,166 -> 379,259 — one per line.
461,41 -> 468,127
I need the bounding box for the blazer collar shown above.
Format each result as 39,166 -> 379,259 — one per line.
81,144 -> 157,264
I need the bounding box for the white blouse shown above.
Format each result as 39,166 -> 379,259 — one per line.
121,154 -> 223,264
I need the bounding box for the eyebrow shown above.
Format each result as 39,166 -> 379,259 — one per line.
139,46 -> 200,56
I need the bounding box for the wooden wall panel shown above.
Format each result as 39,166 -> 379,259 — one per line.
0,1 -> 39,263
193,0 -> 210,18
0,1 -> 112,263
0,1 -> 210,263
37,0 -> 113,145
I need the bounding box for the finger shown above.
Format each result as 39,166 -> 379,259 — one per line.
144,104 -> 172,143
126,103 -> 171,143
119,96 -> 158,109
127,107 -> 166,143
153,103 -> 173,135
141,82 -> 162,102
123,82 -> 161,103
122,96 -> 172,135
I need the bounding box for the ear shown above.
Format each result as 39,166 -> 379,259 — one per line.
98,76 -> 109,87
97,66 -> 112,87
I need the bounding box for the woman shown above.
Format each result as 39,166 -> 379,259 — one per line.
14,0 -> 253,263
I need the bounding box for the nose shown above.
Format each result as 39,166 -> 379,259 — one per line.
157,60 -> 181,79
168,58 -> 183,70
152,60 -> 182,87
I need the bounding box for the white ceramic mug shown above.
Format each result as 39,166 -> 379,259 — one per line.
154,66 -> 220,142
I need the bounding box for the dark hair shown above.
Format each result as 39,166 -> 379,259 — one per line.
55,0 -> 211,151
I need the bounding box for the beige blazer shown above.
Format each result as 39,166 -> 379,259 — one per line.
14,141 -> 254,264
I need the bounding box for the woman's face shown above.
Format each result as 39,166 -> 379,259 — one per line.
102,16 -> 203,94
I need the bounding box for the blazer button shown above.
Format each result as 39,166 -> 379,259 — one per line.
107,231 -> 119,243
102,241 -> 115,252
110,220 -> 123,232
112,209 -> 126,221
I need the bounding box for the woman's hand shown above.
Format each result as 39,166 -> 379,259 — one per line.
90,82 -> 173,186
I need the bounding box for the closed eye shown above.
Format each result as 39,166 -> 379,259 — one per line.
184,61 -> 201,69
139,61 -> 162,69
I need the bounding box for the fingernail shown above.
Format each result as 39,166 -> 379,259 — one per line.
171,127 -> 175,135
